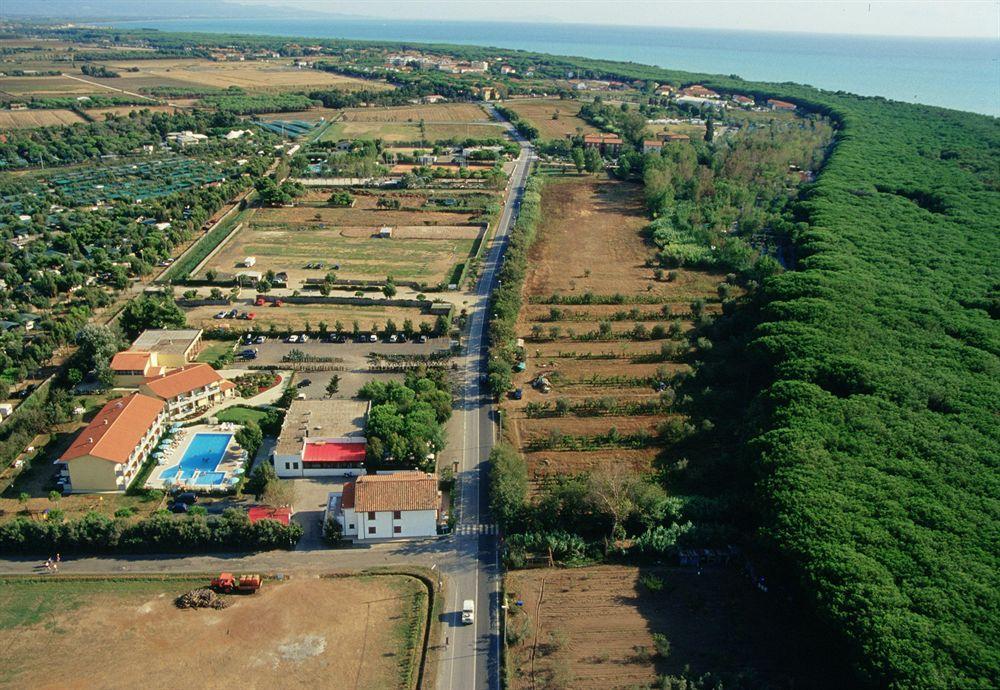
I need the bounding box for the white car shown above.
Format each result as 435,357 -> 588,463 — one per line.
461,599 -> 475,625
254,336 -> 266,344
287,335 -> 299,343
299,334 -> 309,343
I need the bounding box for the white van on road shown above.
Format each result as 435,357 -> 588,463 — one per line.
461,599 -> 475,625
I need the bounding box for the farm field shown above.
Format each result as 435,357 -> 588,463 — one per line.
505,565 -> 812,689
201,202 -> 486,287
0,575 -> 426,689
321,120 -> 505,143
101,58 -> 389,92
508,178 -> 726,492
0,108 -> 84,128
0,75 -> 98,97
337,103 -> 490,123
503,98 -> 599,140
185,301 -> 436,333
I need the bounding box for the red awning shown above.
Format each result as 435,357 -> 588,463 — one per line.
302,440 -> 366,464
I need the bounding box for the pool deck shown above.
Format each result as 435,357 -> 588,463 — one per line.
145,423 -> 249,491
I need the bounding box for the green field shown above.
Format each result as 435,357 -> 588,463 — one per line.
321,120 -> 505,143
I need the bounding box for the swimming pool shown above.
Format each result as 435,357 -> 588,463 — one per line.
160,433 -> 233,486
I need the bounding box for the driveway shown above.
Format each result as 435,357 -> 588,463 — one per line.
290,476 -> 350,550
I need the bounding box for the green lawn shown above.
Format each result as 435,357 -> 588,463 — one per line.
215,405 -> 270,426
195,341 -> 234,364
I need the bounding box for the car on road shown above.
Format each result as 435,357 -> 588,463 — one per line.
286,334 -> 299,343
462,599 -> 475,625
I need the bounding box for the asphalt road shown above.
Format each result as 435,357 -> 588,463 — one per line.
436,108 -> 534,690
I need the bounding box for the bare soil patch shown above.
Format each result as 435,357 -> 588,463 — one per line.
506,565 -> 812,689
503,98 -> 599,140
0,108 -> 84,128
337,103 -> 489,123
0,575 -> 424,689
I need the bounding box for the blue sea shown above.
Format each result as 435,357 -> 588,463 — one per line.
105,18 -> 999,116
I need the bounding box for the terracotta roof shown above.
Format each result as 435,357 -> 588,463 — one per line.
643,140 -> 663,147
303,439 -> 366,464
682,85 -> 719,98
732,95 -> 754,104
142,363 -> 223,400
767,98 -> 797,109
60,394 -> 164,464
110,350 -> 153,372
341,482 -> 356,509
583,133 -> 623,144
351,472 -> 439,512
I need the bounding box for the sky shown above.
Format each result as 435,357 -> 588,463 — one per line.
235,0 -> 1000,39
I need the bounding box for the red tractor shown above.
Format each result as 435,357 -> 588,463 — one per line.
210,572 -> 262,594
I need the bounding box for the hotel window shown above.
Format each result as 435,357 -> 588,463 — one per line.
368,511 -> 376,520
285,462 -> 291,469
393,526 -> 402,534
293,462 -> 299,470
368,526 -> 376,535
393,511 -> 401,520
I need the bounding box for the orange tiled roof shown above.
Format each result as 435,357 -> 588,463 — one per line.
351,472 -> 438,512
143,363 -> 224,400
110,350 -> 153,372
60,394 -> 164,464
583,133 -> 623,144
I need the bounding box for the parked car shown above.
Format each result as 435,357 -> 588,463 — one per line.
298,334 -> 309,343
240,349 -> 257,360
227,308 -> 239,318
254,335 -> 267,344
168,502 -> 189,514
388,334 -> 398,343
214,311 -> 227,319
174,492 -> 198,505
297,378 -> 312,388
369,334 -> 378,342
462,599 -> 475,625
286,335 -> 299,343
418,335 -> 428,343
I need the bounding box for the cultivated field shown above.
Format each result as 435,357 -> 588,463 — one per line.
0,108 -> 84,128
507,178 -> 727,491
503,98 -> 599,140
0,575 -> 426,689
0,75 -> 97,96
101,58 -> 388,92
322,121 -> 505,143
505,565 -> 808,689
202,201 -> 486,287
337,103 -> 490,123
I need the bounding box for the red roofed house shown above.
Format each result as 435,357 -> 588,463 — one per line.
138,363 -> 235,418
582,132 -> 623,156
109,350 -> 167,387
248,505 -> 292,526
681,84 -> 720,99
273,399 -> 369,478
767,98 -> 797,111
732,95 -> 755,107
332,471 -> 440,541
642,140 -> 664,154
56,393 -> 167,493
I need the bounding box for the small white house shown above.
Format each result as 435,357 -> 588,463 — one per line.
334,472 -> 440,541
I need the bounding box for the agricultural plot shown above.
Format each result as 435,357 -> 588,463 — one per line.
337,103 -> 491,123
505,566 -> 811,689
0,108 -> 85,128
202,201 -> 487,287
508,179 -> 726,492
0,75 -> 97,97
0,575 -> 426,689
502,98 -> 599,140
321,120 -> 505,143
101,58 -> 388,93
45,157 -> 224,206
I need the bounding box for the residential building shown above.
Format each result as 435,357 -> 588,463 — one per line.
655,84 -> 677,96
642,140 -> 664,154
333,471 -> 441,540
130,329 -> 203,368
582,132 -> 624,156
56,393 -> 167,493
681,85 -> 721,99
139,363 -> 235,418
273,399 -> 369,477
109,350 -> 166,387
768,98 -> 797,111
732,95 -> 755,107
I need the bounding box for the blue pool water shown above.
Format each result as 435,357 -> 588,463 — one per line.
161,433 -> 233,486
